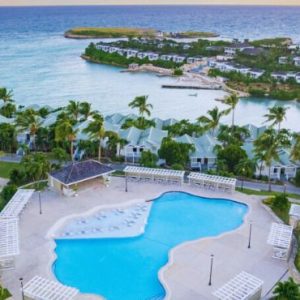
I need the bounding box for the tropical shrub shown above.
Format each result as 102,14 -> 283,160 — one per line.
272,277 -> 300,300
216,144 -> 248,174
171,163 -> 184,170
9,168 -> 26,186
0,184 -> 17,209
272,193 -> 289,211
158,138 -> 194,166
0,285 -> 11,300
139,150 -> 158,168
295,170 -> 300,187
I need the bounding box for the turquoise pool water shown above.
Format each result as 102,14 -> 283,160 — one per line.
53,192 -> 248,300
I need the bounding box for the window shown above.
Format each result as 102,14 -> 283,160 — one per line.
197,158 -> 201,163
133,147 -> 137,153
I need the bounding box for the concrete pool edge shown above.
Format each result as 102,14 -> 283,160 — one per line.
46,189 -> 251,300
158,193 -> 251,300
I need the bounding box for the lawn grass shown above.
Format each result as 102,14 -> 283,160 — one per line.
0,286 -> 11,300
0,161 -> 21,178
236,187 -> 300,200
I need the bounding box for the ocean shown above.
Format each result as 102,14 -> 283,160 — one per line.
0,5 -> 299,130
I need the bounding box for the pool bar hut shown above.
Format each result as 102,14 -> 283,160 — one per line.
213,271 -> 263,300
124,166 -> 185,185
48,160 -> 114,196
188,172 -> 237,193
23,276 -> 78,300
289,204 -> 300,228
267,222 -> 293,260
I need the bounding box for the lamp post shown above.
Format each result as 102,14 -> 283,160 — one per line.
208,254 -> 214,286
125,176 -> 128,192
39,191 -> 42,215
283,183 -> 287,196
248,221 -> 252,249
19,277 -> 24,300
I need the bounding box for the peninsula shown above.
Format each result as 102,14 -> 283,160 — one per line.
81,36 -> 300,101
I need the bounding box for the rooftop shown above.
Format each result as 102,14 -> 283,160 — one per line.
49,160 -> 113,186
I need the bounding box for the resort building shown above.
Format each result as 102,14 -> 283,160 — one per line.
271,71 -> 289,81
96,44 -> 110,52
48,160 -> 114,195
242,124 -> 298,180
108,47 -> 120,54
278,56 -> 288,64
182,43 -> 191,50
224,40 -> 254,57
146,52 -> 160,61
248,68 -> 265,79
243,141 -> 298,180
172,55 -> 186,63
119,127 -> 168,163
293,56 -> 300,66
187,57 -> 202,64
173,133 -> 219,171
160,54 -> 174,61
241,47 -> 265,56
126,49 -> 139,58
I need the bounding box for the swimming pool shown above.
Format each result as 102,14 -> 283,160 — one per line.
53,192 -> 248,300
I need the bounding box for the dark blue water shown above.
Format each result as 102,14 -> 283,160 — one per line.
54,192 -> 248,300
0,6 -> 299,129
1,6 -> 300,40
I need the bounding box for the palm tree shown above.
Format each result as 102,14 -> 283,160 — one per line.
254,128 -> 291,191
66,100 -> 81,122
128,95 -> 153,127
291,133 -> 300,162
273,277 -> 300,300
21,152 -> 51,182
197,106 -> 226,134
0,102 -> 16,118
264,105 -> 289,131
0,87 -> 14,103
55,118 -> 78,161
224,93 -> 239,128
80,102 -> 93,120
83,113 -> 105,162
235,158 -> 257,190
16,109 -> 42,150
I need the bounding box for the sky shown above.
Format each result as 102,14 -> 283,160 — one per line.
0,0 -> 300,6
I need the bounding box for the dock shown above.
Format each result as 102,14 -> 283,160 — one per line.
162,83 -> 222,90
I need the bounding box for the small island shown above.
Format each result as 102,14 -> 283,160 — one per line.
64,27 -> 219,39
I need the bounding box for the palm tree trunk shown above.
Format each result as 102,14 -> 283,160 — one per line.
232,109 -> 235,128
70,141 -> 74,161
259,161 -> 264,178
268,165 -> 272,192
98,138 -> 102,162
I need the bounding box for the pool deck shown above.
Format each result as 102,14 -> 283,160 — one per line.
1,177 -> 288,300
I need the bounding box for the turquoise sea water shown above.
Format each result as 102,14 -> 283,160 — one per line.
0,6 -> 299,130
53,192 -> 248,300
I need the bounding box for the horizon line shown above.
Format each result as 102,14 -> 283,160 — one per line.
1,4 -> 300,7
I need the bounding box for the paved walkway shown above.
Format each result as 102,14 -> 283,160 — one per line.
1,177 -> 288,300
